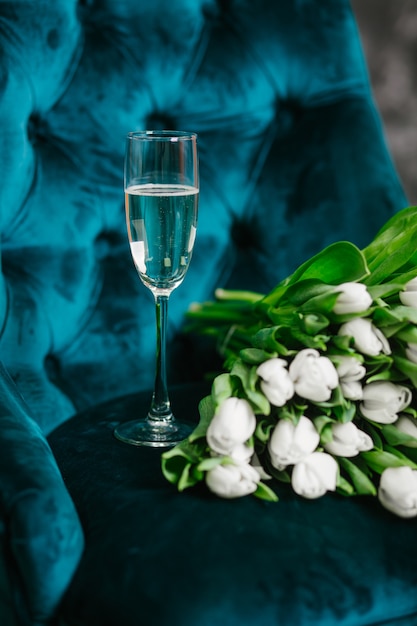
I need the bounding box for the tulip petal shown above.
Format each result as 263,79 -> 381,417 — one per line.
378,467 -> 417,518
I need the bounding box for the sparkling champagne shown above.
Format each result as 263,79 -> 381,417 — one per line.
126,183 -> 198,293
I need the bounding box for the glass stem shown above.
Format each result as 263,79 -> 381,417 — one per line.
148,294 -> 173,422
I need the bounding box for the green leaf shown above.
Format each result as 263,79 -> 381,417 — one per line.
239,348 -> 276,365
384,444 -> 417,465
211,374 -> 234,408
368,282 -> 411,300
338,457 -> 377,496
188,395 -> 216,442
230,360 -> 271,415
336,474 -> 356,496
255,418 -> 276,443
393,355 -> 417,387
258,283 -> 288,308
284,279 -> 334,306
287,319 -> 330,351
300,313 -> 330,335
178,463 -> 201,491
253,481 -> 279,502
161,439 -> 205,486
381,424 -> 417,447
299,291 -> 340,315
361,449 -> 417,473
331,335 -> 355,352
287,241 -> 369,286
374,305 -> 417,326
247,390 -> 270,415
196,456 -> 225,472
363,208 -> 417,285
363,206 -> 416,260
364,423 -> 383,450
252,326 -> 292,356
332,400 -> 356,423
395,325 -> 417,343
314,416 -> 334,445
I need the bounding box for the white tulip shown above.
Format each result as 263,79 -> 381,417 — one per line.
405,343 -> 417,365
338,318 -> 391,356
291,452 -> 338,499
340,381 -> 364,401
206,397 -> 256,456
335,355 -> 366,381
324,421 -> 373,457
360,381 -> 412,424
378,466 -> 417,518
395,416 -> 417,448
289,348 -> 338,402
399,277 -> 417,308
333,282 -> 373,315
227,443 -> 255,463
205,462 -> 261,499
268,415 -> 320,470
256,358 -> 294,407
335,355 -> 366,400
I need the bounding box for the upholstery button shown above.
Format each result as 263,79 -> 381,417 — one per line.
77,0 -> 95,21
94,232 -> 123,260
44,354 -> 61,383
27,114 -> 49,145
94,235 -> 111,260
230,217 -> 259,250
202,2 -> 219,20
202,0 -> 231,20
46,28 -> 60,50
145,112 -> 176,131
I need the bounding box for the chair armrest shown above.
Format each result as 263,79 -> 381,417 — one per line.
0,362 -> 84,625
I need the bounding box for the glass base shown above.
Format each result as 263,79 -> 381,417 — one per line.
114,415 -> 193,448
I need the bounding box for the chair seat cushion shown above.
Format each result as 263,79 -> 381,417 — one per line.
48,385 -> 417,626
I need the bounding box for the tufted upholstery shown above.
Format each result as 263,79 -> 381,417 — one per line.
0,0 -> 410,624
0,0 -> 406,435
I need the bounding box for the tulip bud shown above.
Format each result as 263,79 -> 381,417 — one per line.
289,348 -> 338,402
206,397 -> 256,456
395,415 -> 417,448
205,462 -> 261,499
360,381 -> 412,424
378,466 -> 417,518
335,355 -> 366,381
406,343 -> 417,365
256,358 -> 294,407
335,355 -> 366,400
324,421 -> 373,457
338,318 -> 391,356
333,282 -> 373,315
227,443 -> 255,463
268,415 -> 320,470
291,452 -> 338,499
399,277 -> 417,308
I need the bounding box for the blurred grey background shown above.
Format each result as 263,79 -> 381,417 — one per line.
352,0 -> 417,203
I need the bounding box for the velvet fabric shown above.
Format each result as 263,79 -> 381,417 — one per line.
48,385 -> 417,626
0,0 -> 411,624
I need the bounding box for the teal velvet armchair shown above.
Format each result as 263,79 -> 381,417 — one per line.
0,1 -> 414,625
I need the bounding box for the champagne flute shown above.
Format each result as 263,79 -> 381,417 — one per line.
114,130 -> 199,447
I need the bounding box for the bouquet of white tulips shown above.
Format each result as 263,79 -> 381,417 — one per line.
162,207 -> 417,518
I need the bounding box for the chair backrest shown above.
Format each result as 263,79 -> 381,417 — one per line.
0,0 -> 407,433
